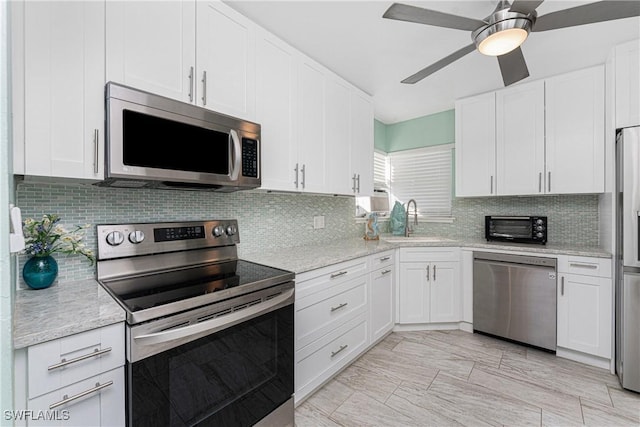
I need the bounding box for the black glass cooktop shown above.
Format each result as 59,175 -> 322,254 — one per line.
100,259 -> 294,317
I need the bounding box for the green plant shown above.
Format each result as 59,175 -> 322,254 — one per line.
23,214 -> 94,265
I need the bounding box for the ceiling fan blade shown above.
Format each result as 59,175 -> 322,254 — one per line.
401,44 -> 476,84
533,1 -> 640,32
509,0 -> 544,15
383,3 -> 486,31
497,47 -> 530,86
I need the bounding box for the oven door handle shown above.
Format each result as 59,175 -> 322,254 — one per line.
133,288 -> 294,347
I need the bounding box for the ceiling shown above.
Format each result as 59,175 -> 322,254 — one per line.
224,0 -> 640,124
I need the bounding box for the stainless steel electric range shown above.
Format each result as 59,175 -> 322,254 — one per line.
96,220 -> 295,427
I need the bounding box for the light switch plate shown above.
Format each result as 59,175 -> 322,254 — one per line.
313,216 -> 325,229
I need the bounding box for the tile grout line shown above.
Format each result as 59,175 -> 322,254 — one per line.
578,396 -> 586,425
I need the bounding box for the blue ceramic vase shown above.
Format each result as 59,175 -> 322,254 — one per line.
23,255 -> 58,289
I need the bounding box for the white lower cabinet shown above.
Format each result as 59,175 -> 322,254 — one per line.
15,323 -> 125,427
557,255 -> 612,361
369,251 -> 395,343
398,248 -> 460,324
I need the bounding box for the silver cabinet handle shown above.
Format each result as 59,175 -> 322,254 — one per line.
569,263 -> 598,269
48,347 -> 112,371
188,66 -> 194,102
433,265 -> 437,281
49,381 -> 113,410
93,129 -> 99,174
490,175 -> 494,194
330,302 -> 348,312
538,172 -> 542,193
294,163 -> 299,189
356,174 -> 361,193
426,265 -> 430,282
381,269 -> 392,275
301,164 -> 306,189
331,344 -> 348,358
352,174 -> 357,193
201,71 -> 207,106
330,271 -> 348,279
379,256 -> 391,262
561,276 -> 565,296
548,171 -> 551,192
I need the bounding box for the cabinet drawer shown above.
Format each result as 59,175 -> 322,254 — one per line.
28,367 -> 125,427
296,257 -> 369,299
400,247 -> 459,263
296,276 -> 367,350
557,255 -> 611,278
28,323 -> 125,399
369,250 -> 395,270
295,314 -> 368,400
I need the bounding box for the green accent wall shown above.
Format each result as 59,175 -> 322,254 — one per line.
374,119 -> 387,152
384,109 -> 455,152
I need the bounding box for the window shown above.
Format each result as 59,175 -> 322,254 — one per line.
388,144 -> 453,219
373,150 -> 389,192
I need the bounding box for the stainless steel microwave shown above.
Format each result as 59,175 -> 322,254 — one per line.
100,82 -> 260,192
485,215 -> 547,244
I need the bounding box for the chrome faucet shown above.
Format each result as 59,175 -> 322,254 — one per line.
405,199 -> 418,237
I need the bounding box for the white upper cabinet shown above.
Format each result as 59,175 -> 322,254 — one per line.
106,1 -> 196,103
455,92 -> 496,197
545,66 -> 605,194
255,28 -> 298,192
456,65 -> 605,197
350,91 -> 375,196
496,80 -> 545,196
196,1 -> 256,120
16,1 -> 105,180
325,77 -> 353,195
614,39 -> 640,128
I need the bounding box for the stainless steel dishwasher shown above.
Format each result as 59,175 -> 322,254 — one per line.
473,252 -> 557,351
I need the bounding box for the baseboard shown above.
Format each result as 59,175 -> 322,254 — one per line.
556,347 -> 611,370
393,322 -> 462,332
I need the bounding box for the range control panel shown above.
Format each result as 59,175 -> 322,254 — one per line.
97,220 -> 239,260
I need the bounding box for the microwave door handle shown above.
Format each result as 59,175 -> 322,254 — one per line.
230,129 -> 241,181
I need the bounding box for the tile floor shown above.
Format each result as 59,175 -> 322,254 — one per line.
294,330 -> 640,426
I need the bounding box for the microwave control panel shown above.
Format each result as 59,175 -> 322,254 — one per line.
242,138 -> 259,178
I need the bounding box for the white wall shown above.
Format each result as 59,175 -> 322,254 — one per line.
0,0 -> 15,423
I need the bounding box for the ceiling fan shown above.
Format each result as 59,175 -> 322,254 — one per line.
383,1 -> 640,86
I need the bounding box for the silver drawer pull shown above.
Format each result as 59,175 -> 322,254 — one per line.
330,271 -> 348,279
569,263 -> 598,269
330,302 -> 348,312
379,256 -> 391,262
381,269 -> 392,275
331,344 -> 348,358
48,347 -> 112,371
49,381 -> 113,410
561,276 -> 565,296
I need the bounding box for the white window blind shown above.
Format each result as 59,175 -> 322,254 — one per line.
389,144 -> 453,218
373,150 -> 389,191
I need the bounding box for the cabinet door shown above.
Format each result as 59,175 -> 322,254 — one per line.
546,66 -> 605,194
196,1 -> 256,120
370,266 -> 394,342
106,0 -> 196,103
615,39 -> 640,128
429,261 -> 460,323
398,262 -> 430,323
23,1 -> 105,180
28,367 -> 125,427
255,29 -> 298,192
557,273 -> 612,358
455,92 -> 496,197
325,77 -> 353,195
350,90 -> 375,196
298,59 -> 326,193
496,80 -> 545,196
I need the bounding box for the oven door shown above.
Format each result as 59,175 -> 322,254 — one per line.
126,283 -> 294,427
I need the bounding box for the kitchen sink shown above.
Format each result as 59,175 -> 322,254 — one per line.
382,236 -> 455,243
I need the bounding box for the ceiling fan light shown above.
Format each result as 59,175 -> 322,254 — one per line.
478,28 -> 529,56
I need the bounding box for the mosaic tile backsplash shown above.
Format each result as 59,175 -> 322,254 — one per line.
16,181 -> 599,286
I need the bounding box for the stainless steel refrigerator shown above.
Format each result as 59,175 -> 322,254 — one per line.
616,125 -> 640,393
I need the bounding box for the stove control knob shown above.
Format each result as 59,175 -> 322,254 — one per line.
213,226 -> 225,237
536,232 -> 544,238
106,231 -> 124,246
128,230 -> 145,244
226,225 -> 237,236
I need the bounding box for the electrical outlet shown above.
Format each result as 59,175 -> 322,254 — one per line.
313,216 -> 325,229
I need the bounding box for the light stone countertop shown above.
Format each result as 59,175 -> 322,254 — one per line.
13,279 -> 126,349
